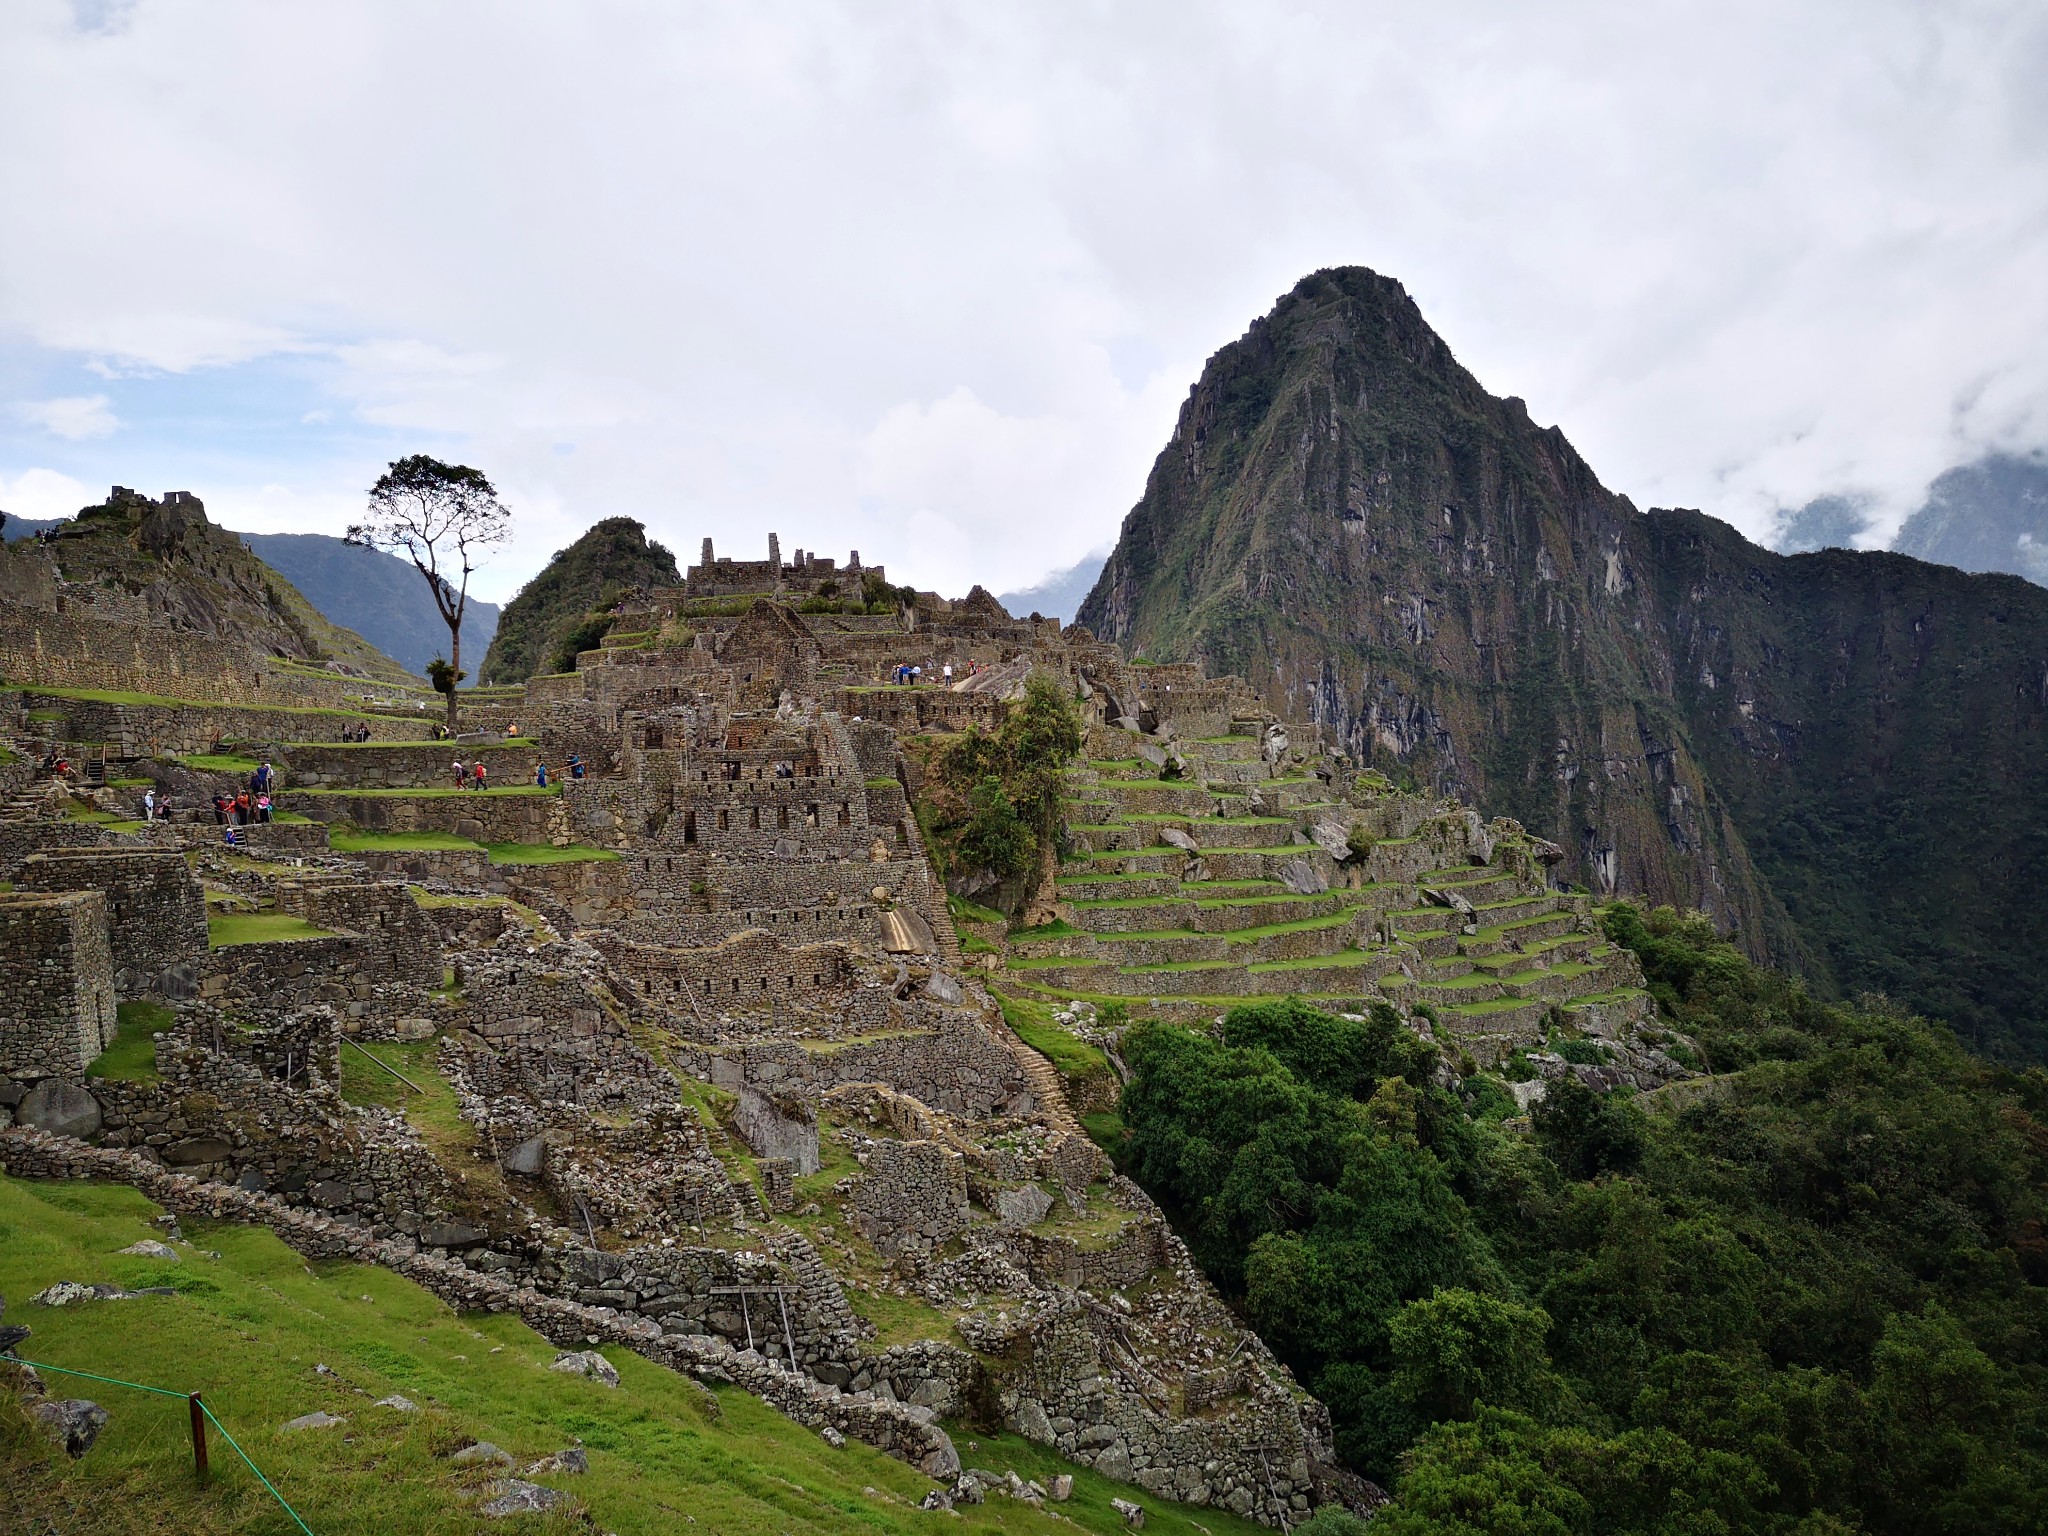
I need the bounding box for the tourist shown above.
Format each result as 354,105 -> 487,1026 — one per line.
942,661 -> 953,685
212,793 -> 227,825
452,758 -> 466,789
257,793 -> 272,823
472,760 -> 487,791
507,721 -> 521,738
911,664 -> 922,685
222,823 -> 238,848
142,788 -> 156,821
567,753 -> 585,780
235,790 -> 253,825
535,762 -> 548,788
253,760 -> 274,793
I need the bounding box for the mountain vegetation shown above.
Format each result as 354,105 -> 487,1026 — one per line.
1075,268 -> 2048,1062
238,532 -> 499,677
478,517 -> 679,683
1114,908 -> 2048,1533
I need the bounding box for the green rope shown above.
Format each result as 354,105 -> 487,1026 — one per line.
10,1356 -> 317,1535
200,1401 -> 317,1536
6,1357 -> 187,1399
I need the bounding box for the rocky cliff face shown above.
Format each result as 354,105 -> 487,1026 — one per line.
1078,268 -> 2048,1057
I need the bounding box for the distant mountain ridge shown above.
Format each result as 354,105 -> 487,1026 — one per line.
1077,266 -> 2048,1060
997,553 -> 1108,623
238,531 -> 499,678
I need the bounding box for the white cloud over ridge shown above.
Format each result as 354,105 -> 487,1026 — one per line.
2,0 -> 2045,597
16,394 -> 119,440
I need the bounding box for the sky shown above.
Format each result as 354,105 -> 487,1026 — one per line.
3,1 -> 2046,603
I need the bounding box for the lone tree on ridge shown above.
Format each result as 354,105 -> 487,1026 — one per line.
348,455 -> 510,730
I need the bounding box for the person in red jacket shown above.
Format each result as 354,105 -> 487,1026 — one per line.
472,760 -> 487,791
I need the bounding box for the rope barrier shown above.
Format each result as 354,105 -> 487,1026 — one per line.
8,1355 -> 317,1535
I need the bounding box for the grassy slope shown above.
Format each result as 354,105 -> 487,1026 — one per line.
0,1178 -> 1259,1536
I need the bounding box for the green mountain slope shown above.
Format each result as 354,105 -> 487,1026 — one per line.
239,532 -> 500,676
1077,267 -> 2048,1059
0,487 -> 416,686
479,518 -> 679,684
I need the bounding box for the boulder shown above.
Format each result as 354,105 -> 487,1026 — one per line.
731,1088 -> 821,1175
1112,1496 -> 1147,1528
373,1395 -> 420,1412
1307,817 -> 1353,860
1508,1079 -> 1548,1113
115,1240 -> 178,1261
500,1136 -> 546,1176
30,1399 -> 108,1458
1158,826 -> 1199,854
17,1081 -> 101,1140
526,1447 -> 589,1476
418,1221 -> 486,1249
990,1183 -> 1054,1231
479,1480 -> 571,1518
922,971 -> 965,1006
162,1137 -> 234,1166
452,1441 -> 514,1466
1049,1474 -> 1074,1501
1276,857 -> 1329,896
550,1350 -> 620,1387
280,1411 -> 347,1432
30,1282 -> 98,1308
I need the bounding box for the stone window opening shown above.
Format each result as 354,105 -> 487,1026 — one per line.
683,813 -> 696,845
750,806 -> 761,830
777,805 -> 790,830
719,808 -> 730,831
838,802 -> 851,825
804,804 -> 818,827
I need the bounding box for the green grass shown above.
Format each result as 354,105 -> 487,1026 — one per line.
84,1001 -> 173,1083
484,843 -> 618,865
947,894 -> 1006,926
329,829 -> 485,853
208,912 -> 338,948
26,686 -> 389,722
0,1177 -> 1264,1536
993,992 -> 1112,1081
178,754 -> 260,773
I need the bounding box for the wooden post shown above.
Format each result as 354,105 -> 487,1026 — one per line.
189,1392 -> 208,1481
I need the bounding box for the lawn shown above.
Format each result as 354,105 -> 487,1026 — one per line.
84,1001 -> 173,1084
293,785 -> 560,799
207,912 -> 338,948
179,754 -> 260,774
484,843 -> 618,866
0,1177 -> 1262,1536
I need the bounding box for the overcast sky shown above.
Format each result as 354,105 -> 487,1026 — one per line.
3,0 -> 2045,602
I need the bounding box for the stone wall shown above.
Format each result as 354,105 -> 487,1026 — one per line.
707,1012 -> 1038,1120
280,741 -> 543,790
0,821 -> 113,878
272,880 -> 442,986
14,688 -> 428,754
293,788 -> 568,844
594,928 -> 850,1012
14,849 -> 207,994
0,891 -> 117,1080
851,1138 -> 971,1259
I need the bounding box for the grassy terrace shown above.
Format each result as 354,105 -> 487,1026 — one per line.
328,829 -> 617,865
208,912 -> 337,947
0,1179 -> 1262,1536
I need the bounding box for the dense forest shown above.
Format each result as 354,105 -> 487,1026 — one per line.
1115,908 -> 2048,1533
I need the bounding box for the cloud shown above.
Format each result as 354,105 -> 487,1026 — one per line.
0,467 -> 93,521
1,0 -> 2046,590
15,394 -> 119,440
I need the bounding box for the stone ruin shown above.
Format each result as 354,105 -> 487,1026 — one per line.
0,523 -> 1696,1525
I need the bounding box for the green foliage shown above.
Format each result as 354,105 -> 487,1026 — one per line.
920,672 -> 1084,894
422,657 -> 465,696
549,609 -> 616,671
479,517 -> 679,683
1115,920 -> 2048,1529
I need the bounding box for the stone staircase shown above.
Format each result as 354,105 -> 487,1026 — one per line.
1003,734 -> 1654,1058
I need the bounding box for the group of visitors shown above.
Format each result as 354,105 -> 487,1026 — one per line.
340,723 -> 374,742
213,789 -> 272,825
889,660 -> 963,686
451,758 -> 490,790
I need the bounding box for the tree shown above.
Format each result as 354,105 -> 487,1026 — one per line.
348,455 -> 509,728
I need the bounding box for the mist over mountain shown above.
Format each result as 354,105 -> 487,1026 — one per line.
1893,453 -> 2048,584
997,553 -> 1108,623
237,531 -> 500,679
1078,266 -> 2048,1060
